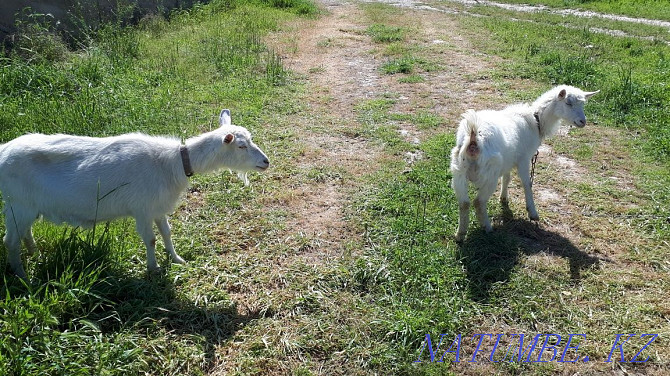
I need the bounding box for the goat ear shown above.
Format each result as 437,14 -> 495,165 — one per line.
219,109 -> 231,126
584,90 -> 600,99
558,89 -> 567,100
223,134 -> 235,144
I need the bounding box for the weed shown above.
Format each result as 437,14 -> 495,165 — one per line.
366,24 -> 405,44
11,15 -> 70,63
381,56 -> 415,74
264,0 -> 320,16
308,65 -> 325,74
316,37 -> 333,48
266,48 -> 287,86
382,42 -> 408,56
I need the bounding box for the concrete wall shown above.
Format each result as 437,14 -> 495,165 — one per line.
1,0 -> 198,45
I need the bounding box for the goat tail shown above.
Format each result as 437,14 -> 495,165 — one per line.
460,109 -> 480,160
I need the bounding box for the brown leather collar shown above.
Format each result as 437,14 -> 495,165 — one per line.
180,146 -> 194,177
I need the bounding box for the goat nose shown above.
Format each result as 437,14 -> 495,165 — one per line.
263,158 -> 269,166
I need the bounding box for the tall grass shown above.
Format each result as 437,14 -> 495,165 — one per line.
0,0 -> 315,373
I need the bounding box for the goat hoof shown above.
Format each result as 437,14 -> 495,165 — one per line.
172,256 -> 186,265
147,266 -> 164,274
454,232 -> 466,243
529,214 -> 540,221
146,268 -> 166,280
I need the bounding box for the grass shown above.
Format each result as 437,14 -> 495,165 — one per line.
398,74 -> 426,83
380,55 -> 437,75
2,0 -> 670,374
366,24 -> 406,44
362,15 -> 438,80
0,0 -> 316,374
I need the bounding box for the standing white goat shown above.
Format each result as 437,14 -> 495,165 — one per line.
0,109 -> 269,278
450,85 -> 598,241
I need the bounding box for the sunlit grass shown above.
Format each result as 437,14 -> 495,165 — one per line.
0,0 -> 315,373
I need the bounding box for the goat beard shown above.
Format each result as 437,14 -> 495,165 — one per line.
225,168 -> 252,186
231,170 -> 249,187
237,171 -> 250,186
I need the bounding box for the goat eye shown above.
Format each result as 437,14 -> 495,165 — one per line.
239,145 -> 248,149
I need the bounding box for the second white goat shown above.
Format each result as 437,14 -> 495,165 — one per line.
450,85 -> 598,241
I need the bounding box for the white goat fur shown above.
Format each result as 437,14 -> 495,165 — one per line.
0,109 -> 269,278
450,85 -> 598,241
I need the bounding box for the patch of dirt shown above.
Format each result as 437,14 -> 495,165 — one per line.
264,1 -> 496,263
273,3 -> 382,260
537,142 -> 588,184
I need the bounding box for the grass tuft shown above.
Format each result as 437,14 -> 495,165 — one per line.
366,24 -> 406,44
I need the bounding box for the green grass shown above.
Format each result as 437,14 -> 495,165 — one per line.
379,55 -> 438,76
0,0 -> 315,374
366,24 -> 406,44
2,0 -> 670,374
398,74 -> 425,83
362,10 -> 438,79
486,0 -> 670,21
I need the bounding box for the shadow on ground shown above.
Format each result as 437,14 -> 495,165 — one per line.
456,203 -> 603,302
1,229 -> 260,371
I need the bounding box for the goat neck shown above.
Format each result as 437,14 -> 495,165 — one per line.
183,129 -> 230,174
532,103 -> 562,140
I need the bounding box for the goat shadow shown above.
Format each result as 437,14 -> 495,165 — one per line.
1,231 -> 262,371
456,203 -> 604,302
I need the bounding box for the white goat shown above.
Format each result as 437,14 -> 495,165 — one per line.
450,85 -> 598,241
0,109 -> 269,278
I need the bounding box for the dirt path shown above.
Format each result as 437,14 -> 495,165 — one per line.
274,0 -> 618,267
271,0 -> 499,259
266,2 -> 384,268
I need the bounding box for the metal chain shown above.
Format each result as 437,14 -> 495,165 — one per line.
530,150 -> 539,187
